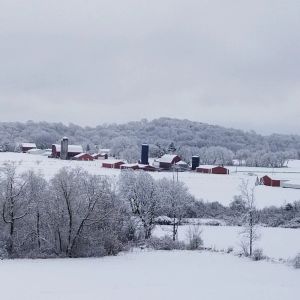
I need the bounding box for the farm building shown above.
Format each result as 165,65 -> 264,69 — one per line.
51,144 -> 83,159
21,143 -> 37,153
71,153 -> 94,161
102,159 -> 125,169
158,154 -> 181,170
175,160 -> 190,171
120,164 -> 157,172
196,165 -> 229,175
260,175 -> 288,187
92,153 -> 108,160
120,163 -> 140,170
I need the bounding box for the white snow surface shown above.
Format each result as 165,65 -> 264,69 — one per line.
0,250 -> 298,300
1,153 -> 300,208
154,225 -> 300,260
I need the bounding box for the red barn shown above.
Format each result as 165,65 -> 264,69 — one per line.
158,154 -> 181,170
72,153 -> 94,161
260,175 -> 286,187
196,165 -> 229,175
51,144 -> 83,159
102,160 -> 125,169
21,143 -> 37,153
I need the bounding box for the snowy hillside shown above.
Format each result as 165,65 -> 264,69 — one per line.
1,152 -> 300,208
0,250 -> 298,300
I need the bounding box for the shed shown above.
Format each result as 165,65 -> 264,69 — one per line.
196,165 -> 229,175
21,143 -> 37,153
72,153 -> 94,161
260,175 -> 288,187
102,160 -> 125,169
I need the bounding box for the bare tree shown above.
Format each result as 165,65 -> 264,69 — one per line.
119,170 -> 160,239
0,163 -> 28,255
239,179 -> 260,257
157,178 -> 191,241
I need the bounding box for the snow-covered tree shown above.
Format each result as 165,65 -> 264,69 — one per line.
239,179 -> 260,257
157,178 -> 191,240
119,170 -> 160,239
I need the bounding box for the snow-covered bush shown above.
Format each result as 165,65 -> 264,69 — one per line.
292,253 -> 300,269
146,236 -> 185,250
186,225 -> 203,250
251,248 -> 265,261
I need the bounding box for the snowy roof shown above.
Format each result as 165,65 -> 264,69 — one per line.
92,153 -> 107,157
102,159 -> 124,165
121,163 -> 139,168
73,153 -> 91,158
53,144 -> 83,153
21,143 -> 36,148
158,154 -> 180,164
197,165 -> 227,169
176,160 -> 188,165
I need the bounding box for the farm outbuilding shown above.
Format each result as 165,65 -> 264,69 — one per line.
120,164 -> 157,172
196,165 -> 229,175
21,143 -> 37,153
120,163 -> 140,170
158,154 -> 181,170
72,153 -> 94,161
51,144 -> 83,159
260,175 -> 288,187
102,160 -> 125,169
92,153 -> 108,160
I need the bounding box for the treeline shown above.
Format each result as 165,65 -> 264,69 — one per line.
0,118 -> 299,166
0,164 -> 195,258
1,163 -> 299,259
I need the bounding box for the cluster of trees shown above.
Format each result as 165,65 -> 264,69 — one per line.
0,164 -> 133,258
0,165 -> 193,258
0,118 -> 299,167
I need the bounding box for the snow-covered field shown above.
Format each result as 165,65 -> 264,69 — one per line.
0,250 -> 298,300
154,225 -> 300,260
1,152 -> 300,208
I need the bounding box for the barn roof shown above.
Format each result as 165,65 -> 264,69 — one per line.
21,143 -> 36,148
197,165 -> 228,169
53,144 -> 83,153
102,159 -> 124,165
73,153 -> 92,158
158,154 -> 180,164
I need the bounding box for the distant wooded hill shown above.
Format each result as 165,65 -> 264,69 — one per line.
0,118 -> 299,164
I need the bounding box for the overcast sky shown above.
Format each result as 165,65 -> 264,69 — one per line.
0,0 -> 300,134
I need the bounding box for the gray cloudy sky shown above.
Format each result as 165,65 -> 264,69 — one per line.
0,0 -> 300,134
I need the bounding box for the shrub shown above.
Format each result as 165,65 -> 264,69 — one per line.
251,248 -> 265,261
146,236 -> 185,250
292,253 -> 300,269
186,225 -> 203,250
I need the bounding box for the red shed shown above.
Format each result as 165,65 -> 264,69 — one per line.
21,143 -> 37,153
102,160 -> 125,169
72,153 -> 94,161
196,165 -> 229,175
260,175 -> 287,187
